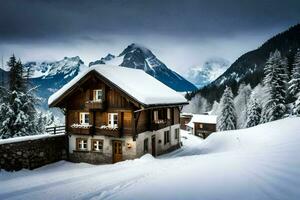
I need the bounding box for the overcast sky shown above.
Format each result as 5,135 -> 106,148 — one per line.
0,0 -> 300,74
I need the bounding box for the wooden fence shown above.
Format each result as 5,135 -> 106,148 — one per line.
45,126 -> 65,135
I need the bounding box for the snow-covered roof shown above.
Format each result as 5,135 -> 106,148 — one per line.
186,114 -> 217,127
48,65 -> 188,106
180,112 -> 193,117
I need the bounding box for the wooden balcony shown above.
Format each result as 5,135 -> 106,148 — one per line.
68,126 -> 92,135
85,100 -> 105,110
151,119 -> 172,131
68,125 -> 121,137
95,127 -> 121,137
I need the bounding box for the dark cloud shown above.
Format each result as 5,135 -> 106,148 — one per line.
0,0 -> 299,73
0,0 -> 299,43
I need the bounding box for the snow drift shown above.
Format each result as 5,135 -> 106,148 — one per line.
1,117 -> 300,200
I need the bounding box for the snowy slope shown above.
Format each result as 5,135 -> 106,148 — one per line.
187,57 -> 230,88
89,43 -> 197,92
1,117 -> 300,200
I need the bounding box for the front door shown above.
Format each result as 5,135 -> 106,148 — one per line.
113,141 -> 123,163
151,135 -> 156,157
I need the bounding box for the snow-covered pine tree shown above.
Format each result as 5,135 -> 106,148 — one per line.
294,94 -> 300,116
0,56 -> 40,139
210,100 -> 220,115
260,50 -> 288,123
217,86 -> 237,131
234,83 -> 252,128
288,49 -> 300,107
245,97 -> 261,128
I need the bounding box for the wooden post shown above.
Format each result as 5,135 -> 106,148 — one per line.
65,109 -> 68,134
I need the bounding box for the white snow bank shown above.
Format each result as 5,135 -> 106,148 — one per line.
0,133 -> 65,145
200,117 -> 299,154
48,65 -> 187,106
1,117 -> 300,200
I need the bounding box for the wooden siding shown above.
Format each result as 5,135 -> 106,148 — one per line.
174,108 -> 180,124
123,111 -> 132,135
194,122 -> 216,139
106,88 -> 132,109
136,110 -> 148,134
63,73 -> 183,137
194,123 -> 216,132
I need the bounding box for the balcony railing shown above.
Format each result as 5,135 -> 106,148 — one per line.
151,119 -> 172,131
69,126 -> 92,135
95,126 -> 121,137
85,100 -> 105,110
68,124 -> 121,137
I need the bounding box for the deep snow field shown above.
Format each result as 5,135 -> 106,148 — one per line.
1,117 -> 300,200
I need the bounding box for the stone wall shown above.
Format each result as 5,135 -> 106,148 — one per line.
0,135 -> 68,171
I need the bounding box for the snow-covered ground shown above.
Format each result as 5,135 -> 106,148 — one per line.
1,117 -> 300,200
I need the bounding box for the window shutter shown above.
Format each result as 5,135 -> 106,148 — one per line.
154,111 -> 158,121
79,113 -> 83,124
167,108 -> 171,119
93,90 -> 96,101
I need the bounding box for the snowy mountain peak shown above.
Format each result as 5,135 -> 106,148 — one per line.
118,43 -> 166,74
103,53 -> 115,61
187,57 -> 230,88
89,54 -> 115,67
89,43 -> 197,92
63,56 -> 83,64
24,56 -> 87,79
119,43 -> 153,58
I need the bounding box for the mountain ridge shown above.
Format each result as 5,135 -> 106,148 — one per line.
89,43 -> 197,92
0,43 -> 197,109
194,24 -> 300,103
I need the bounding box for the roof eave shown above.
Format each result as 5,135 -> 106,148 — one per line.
48,68 -> 189,109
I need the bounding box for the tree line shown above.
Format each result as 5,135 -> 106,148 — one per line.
217,49 -> 300,131
0,55 -> 56,139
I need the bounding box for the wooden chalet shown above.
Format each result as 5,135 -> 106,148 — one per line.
48,65 -> 188,164
186,114 -> 217,139
180,113 -> 193,129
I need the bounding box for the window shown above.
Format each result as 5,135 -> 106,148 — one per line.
144,138 -> 149,153
92,139 -> 103,152
76,138 -> 87,151
79,112 -> 90,125
164,131 -> 170,144
199,124 -> 203,129
175,128 -> 180,140
108,113 -> 118,128
93,89 -> 103,101
167,108 -> 171,119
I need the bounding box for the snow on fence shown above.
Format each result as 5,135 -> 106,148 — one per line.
45,126 -> 65,135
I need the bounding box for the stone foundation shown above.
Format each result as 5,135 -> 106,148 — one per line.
69,151 -> 112,164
